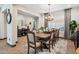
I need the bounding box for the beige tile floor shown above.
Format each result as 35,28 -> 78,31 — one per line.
0,36 -> 76,54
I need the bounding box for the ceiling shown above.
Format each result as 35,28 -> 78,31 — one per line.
18,9 -> 38,18
0,4 -> 79,14
18,4 -> 79,14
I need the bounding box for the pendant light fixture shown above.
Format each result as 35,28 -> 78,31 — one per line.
45,4 -> 54,21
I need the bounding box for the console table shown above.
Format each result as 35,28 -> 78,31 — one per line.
18,28 -> 30,37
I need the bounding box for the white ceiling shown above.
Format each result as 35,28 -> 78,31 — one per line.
18,4 -> 79,13
0,4 -> 79,14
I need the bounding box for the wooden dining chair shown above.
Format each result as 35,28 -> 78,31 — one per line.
53,29 -> 59,46
27,31 -> 41,54
32,29 -> 37,34
38,28 -> 43,33
45,31 -> 54,52
55,29 -> 59,38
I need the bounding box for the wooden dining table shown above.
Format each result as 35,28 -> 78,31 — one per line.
35,32 -> 51,50
35,33 -> 50,39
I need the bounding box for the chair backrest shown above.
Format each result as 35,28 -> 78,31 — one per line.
39,29 -> 43,33
57,29 -> 59,37
50,31 -> 54,40
33,29 -> 37,34
54,29 -> 59,38
27,31 -> 35,43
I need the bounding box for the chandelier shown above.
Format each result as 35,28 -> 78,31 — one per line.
45,4 -> 54,21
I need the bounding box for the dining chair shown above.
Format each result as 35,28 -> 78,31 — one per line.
32,29 -> 37,34
39,29 -> 43,33
27,31 -> 41,54
54,29 -> 59,38
54,29 -> 59,44
32,29 -> 40,42
44,31 -> 54,52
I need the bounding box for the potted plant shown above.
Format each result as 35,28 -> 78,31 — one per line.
69,20 -> 77,40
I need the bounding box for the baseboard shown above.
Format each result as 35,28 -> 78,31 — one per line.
4,37 -> 7,39
16,41 -> 18,43
0,37 -> 7,40
7,43 -> 16,47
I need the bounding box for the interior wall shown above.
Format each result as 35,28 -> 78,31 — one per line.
15,5 -> 40,31
0,4 -> 12,39
48,10 -> 65,29
3,13 -> 7,38
0,12 -> 7,39
0,12 -> 5,39
47,7 -> 79,37
38,14 -> 45,28
71,7 -> 79,24
48,10 -> 65,37
17,14 -> 35,31
15,5 -> 47,30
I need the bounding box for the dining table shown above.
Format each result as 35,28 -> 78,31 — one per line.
35,32 -> 51,51
35,32 -> 50,39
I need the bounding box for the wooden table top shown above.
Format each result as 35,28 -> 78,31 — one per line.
35,33 -> 50,39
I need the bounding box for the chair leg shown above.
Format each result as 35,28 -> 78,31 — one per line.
49,45 -> 51,52
28,46 -> 30,54
35,48 -> 36,54
54,40 -> 56,46
48,41 -> 51,52
52,41 -> 53,49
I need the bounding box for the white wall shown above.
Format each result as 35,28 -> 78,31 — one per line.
15,5 -> 40,17
15,5 -> 41,30
17,14 -> 35,31
71,7 -> 79,24
48,10 -> 65,29
3,13 -> 7,38
0,4 -> 11,39
0,5 -> 18,45
17,14 -> 27,27
48,10 -> 65,37
38,14 -> 45,28
6,5 -> 18,45
14,5 -> 46,30
0,12 -> 5,39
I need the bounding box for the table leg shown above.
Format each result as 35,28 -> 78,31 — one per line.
41,41 -> 43,52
